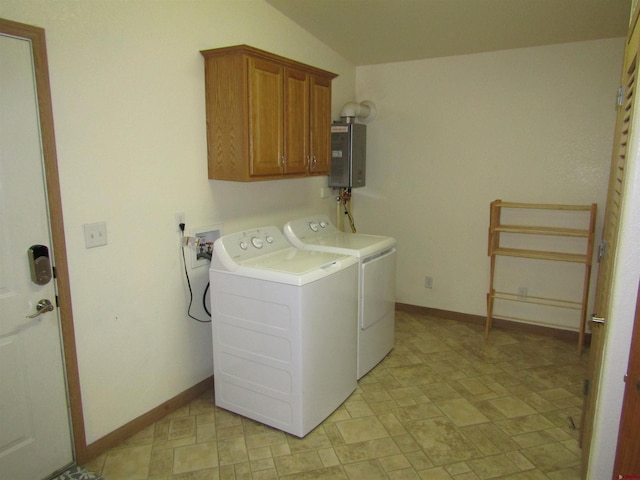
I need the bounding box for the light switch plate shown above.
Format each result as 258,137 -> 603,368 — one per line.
84,222 -> 108,248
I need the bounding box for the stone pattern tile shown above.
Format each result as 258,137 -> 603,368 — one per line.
84,311 -> 587,479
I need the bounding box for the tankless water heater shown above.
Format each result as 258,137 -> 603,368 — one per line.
329,122 -> 366,188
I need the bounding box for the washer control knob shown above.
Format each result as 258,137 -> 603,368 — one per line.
309,221 -> 319,232
265,235 -> 274,244
251,237 -> 264,249
239,240 -> 248,250
319,221 -> 328,228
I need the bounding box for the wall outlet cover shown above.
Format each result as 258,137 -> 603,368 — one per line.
84,222 -> 107,248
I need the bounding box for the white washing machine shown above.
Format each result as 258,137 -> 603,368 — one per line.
209,226 -> 358,437
284,214 -> 396,379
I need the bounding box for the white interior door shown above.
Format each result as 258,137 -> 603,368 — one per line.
0,32 -> 73,479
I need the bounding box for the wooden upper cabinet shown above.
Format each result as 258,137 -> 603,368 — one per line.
284,67 -> 310,175
310,75 -> 332,174
200,45 -> 337,181
248,57 -> 284,177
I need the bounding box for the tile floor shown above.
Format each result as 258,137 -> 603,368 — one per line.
84,310 -> 587,479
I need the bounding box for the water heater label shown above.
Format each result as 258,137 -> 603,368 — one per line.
332,150 -> 343,158
331,126 -> 349,133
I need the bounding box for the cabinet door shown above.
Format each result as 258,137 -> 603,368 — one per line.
248,57 -> 283,176
309,75 -> 332,174
284,68 -> 309,175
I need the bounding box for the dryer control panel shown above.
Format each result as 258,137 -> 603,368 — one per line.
285,214 -> 338,243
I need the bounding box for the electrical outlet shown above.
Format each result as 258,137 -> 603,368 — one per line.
424,276 -> 433,289
175,212 -> 185,231
517,287 -> 528,300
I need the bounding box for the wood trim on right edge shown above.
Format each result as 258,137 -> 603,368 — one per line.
32,24 -> 89,463
395,303 -> 590,345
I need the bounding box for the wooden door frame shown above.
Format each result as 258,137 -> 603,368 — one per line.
0,18 -> 89,463
613,280 -> 640,476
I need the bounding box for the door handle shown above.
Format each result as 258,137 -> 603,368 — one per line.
26,299 -> 54,318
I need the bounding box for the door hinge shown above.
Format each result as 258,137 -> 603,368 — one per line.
617,85 -> 624,106
55,295 -> 59,307
584,378 -> 590,396
598,241 -> 607,261
591,314 -> 605,325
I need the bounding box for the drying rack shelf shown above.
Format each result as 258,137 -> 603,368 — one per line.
491,248 -> 588,263
486,199 -> 597,354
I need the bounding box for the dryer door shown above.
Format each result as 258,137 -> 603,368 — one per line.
361,249 -> 396,330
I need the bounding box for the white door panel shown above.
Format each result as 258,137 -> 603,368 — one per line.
0,31 -> 73,480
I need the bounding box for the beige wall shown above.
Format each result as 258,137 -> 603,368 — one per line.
354,38 -> 624,330
0,0 -> 356,443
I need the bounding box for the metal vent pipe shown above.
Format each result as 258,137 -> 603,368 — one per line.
340,100 -> 376,123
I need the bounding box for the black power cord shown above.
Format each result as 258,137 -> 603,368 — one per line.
203,282 -> 210,316
179,223 -> 211,323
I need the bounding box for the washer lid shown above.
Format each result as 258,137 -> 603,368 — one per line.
284,215 -> 396,257
210,226 -> 358,285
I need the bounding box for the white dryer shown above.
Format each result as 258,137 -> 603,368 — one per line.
284,214 -> 396,379
209,226 -> 358,437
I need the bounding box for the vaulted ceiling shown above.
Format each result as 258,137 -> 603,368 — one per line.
265,0 -> 632,65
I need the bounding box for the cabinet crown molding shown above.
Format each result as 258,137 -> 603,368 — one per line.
200,44 -> 337,80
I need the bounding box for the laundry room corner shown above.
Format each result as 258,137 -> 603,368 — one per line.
352,39 -> 623,326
